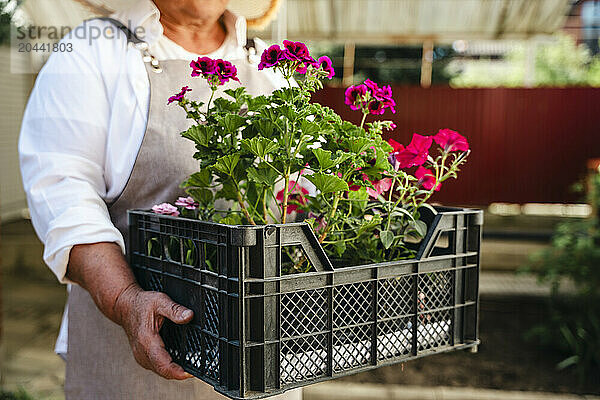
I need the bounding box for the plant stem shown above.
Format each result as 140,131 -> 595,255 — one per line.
318,193 -> 341,243
360,111 -> 368,130
206,87 -> 216,116
281,169 -> 290,224
385,176 -> 397,232
262,188 -> 269,223
236,191 -> 256,225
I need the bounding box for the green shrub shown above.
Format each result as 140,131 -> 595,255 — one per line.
524,168 -> 600,383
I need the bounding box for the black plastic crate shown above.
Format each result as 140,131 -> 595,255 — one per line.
128,206 -> 482,399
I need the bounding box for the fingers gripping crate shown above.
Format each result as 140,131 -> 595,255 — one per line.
128,206 -> 483,399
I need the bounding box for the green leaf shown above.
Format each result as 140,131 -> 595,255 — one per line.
216,179 -> 238,200
247,166 -> 279,186
348,186 -> 368,211
187,188 -> 213,206
213,97 -> 239,113
254,120 -> 275,137
182,169 -> 212,188
218,213 -> 243,225
224,87 -> 247,103
332,240 -> 347,258
306,173 -> 349,194
220,114 -> 246,133
556,355 -> 579,370
214,154 -> 240,176
312,148 -> 336,170
182,125 -> 211,147
412,220 -> 428,237
380,230 -> 395,249
247,95 -> 270,109
242,137 -> 279,158
300,120 -> 321,137
345,137 -> 372,154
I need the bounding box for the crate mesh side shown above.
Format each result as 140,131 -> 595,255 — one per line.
333,324 -> 372,371
280,334 -> 328,385
417,309 -> 453,351
333,282 -> 373,327
418,270 -> 454,311
203,289 -> 219,335
184,326 -> 203,371
378,276 -> 414,319
377,316 -> 413,360
281,288 -> 328,338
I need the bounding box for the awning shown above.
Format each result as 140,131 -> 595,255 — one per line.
282,0 -> 571,43
19,0 -> 571,44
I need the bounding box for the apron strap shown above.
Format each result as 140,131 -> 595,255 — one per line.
91,17 -> 163,73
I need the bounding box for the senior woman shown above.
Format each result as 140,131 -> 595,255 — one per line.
19,0 -> 299,398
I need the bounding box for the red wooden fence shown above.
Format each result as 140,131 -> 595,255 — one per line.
312,87 -> 600,206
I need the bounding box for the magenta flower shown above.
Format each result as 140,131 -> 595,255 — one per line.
344,84 -> 368,110
415,166 -> 440,191
434,129 -> 469,152
282,40 -> 312,62
316,56 -> 335,79
175,196 -> 199,210
214,59 -> 240,83
276,181 -> 309,214
364,79 -> 395,114
368,100 -> 385,115
258,44 -> 286,70
167,86 -> 192,104
395,134 -> 433,168
190,57 -> 216,77
387,138 -> 403,153
151,203 -> 180,216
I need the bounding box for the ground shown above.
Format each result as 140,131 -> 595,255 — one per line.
1,217 -> 598,399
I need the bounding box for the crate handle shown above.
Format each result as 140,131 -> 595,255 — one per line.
265,223 -> 334,272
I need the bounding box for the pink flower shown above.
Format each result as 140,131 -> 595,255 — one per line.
434,129 -> 469,152
415,166 -> 440,191
276,181 -> 310,214
258,44 -> 286,70
167,86 -> 192,104
395,134 -> 432,168
175,196 -> 199,210
344,84 -> 367,110
362,174 -> 392,198
151,203 -> 180,216
307,212 -> 327,232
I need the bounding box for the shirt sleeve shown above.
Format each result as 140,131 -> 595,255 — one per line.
19,33 -> 125,283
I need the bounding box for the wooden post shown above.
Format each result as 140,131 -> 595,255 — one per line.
420,40 -> 434,88
342,42 -> 355,87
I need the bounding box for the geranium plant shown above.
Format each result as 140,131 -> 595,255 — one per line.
157,41 -> 470,273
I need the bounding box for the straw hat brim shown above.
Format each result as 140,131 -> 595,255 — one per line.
73,0 -> 281,29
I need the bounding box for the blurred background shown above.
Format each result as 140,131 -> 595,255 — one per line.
1,0 -> 599,399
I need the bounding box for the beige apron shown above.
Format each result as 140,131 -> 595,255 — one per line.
65,35 -> 301,400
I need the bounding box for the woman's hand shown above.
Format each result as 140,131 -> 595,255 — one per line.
114,283 -> 194,380
67,242 -> 194,380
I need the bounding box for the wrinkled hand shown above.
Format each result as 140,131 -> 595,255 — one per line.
115,284 -> 194,380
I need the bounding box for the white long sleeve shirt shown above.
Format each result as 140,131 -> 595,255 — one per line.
19,0 -> 286,283
19,0 -> 286,354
